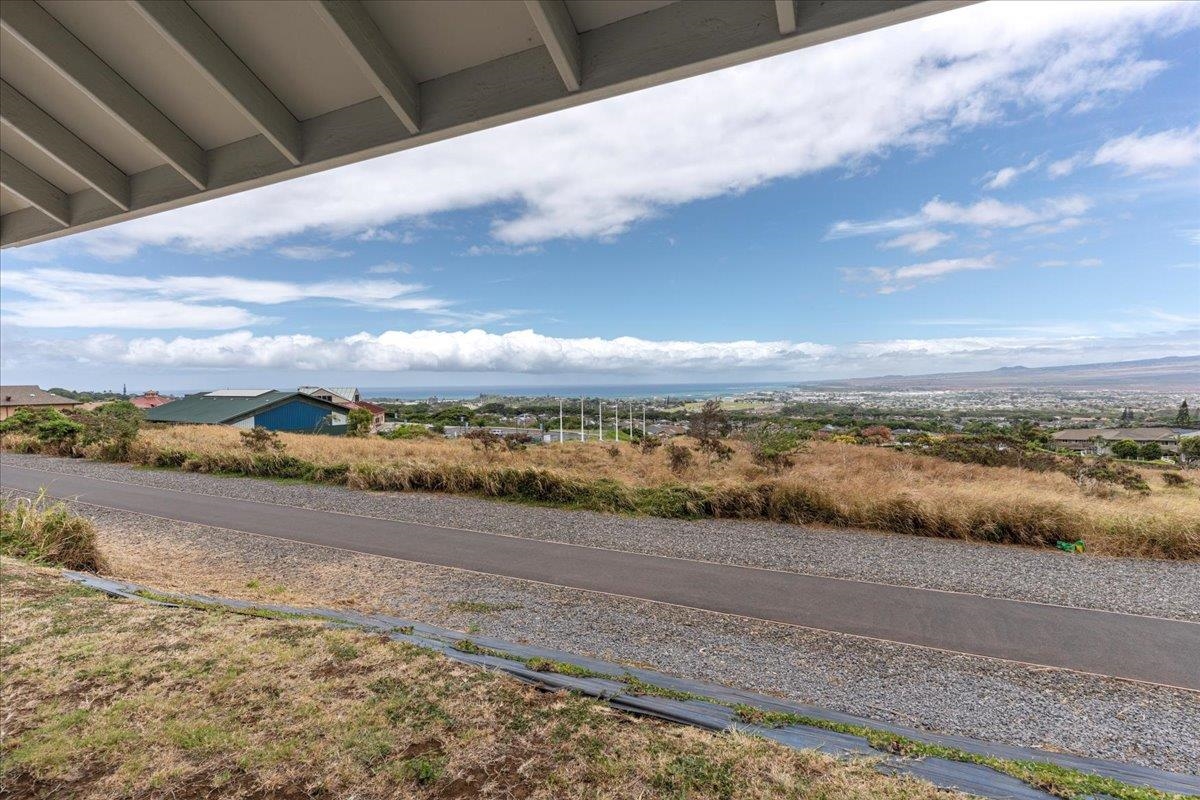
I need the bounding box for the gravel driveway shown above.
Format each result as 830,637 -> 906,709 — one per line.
5,453 -> 1198,621
11,496 -> 1195,774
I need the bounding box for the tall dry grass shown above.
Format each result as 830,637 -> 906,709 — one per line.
6,424 -> 1197,558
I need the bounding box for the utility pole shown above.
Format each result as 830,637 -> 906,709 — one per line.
614,402 -> 619,441
580,397 -> 584,442
559,398 -> 563,443
629,403 -> 633,438
598,399 -> 602,443
642,404 -> 646,436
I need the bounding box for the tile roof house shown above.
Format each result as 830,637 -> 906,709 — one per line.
145,390 -> 348,434
129,390 -> 174,410
0,385 -> 80,420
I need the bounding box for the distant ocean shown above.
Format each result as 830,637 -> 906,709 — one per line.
357,382 -> 796,401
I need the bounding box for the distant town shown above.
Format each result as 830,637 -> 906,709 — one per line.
4,369 -> 1198,464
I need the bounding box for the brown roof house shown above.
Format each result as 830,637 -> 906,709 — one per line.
0,386 -> 81,420
1051,427 -> 1188,456
130,390 -> 174,410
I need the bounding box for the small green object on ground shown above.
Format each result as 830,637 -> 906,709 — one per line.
1055,540 -> 1085,553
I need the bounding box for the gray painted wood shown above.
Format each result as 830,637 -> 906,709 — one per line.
129,0 -> 303,165
0,79 -> 131,210
0,0 -> 206,190
525,0 -> 582,92
1,1 -> 968,248
310,0 -> 420,134
0,149 -> 70,226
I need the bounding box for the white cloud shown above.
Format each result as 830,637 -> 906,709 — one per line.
0,268 -> 455,328
1047,154 -> 1086,178
1038,258 -> 1102,267
841,256 -> 996,294
18,329 -> 833,374
880,230 -> 953,253
31,1 -> 1192,260
981,157 -> 1042,189
12,323 -> 1197,378
355,228 -> 418,244
1045,124 -> 1200,179
275,244 -> 352,260
831,195 -> 1091,240
366,262 -> 413,274
1091,125 -> 1200,174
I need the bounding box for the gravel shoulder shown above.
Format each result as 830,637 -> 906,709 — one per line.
9,489 -> 1197,775
4,452 -> 1199,621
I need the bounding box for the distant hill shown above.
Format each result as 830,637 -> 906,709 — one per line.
805,356 -> 1200,391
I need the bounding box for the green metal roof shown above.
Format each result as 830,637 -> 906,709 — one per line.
144,391 -> 343,425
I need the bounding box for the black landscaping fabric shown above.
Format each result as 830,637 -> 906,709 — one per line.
63,572 -> 1199,799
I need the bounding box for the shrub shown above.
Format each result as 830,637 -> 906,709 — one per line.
0,491 -> 104,571
665,443 -> 693,474
859,425 -> 893,446
637,435 -> 662,454
463,428 -> 502,452
1162,471 -> 1191,488
697,438 -> 733,462
1110,439 -> 1140,460
382,424 -> 431,440
748,423 -> 806,474
347,408 -> 373,438
72,401 -> 142,460
503,433 -> 535,452
240,426 -> 284,453
1139,442 -> 1163,461
605,444 -> 621,459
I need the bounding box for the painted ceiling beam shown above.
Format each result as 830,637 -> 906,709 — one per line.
129,0 -> 303,165
0,79 -> 131,210
0,0 -> 206,189
525,0 -> 582,92
1,149 -> 70,227
775,0 -> 798,34
310,0 -> 420,134
1,1 -> 967,248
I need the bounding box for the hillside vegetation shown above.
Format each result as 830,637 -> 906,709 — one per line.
1,559 -> 963,800
5,417 -> 1195,558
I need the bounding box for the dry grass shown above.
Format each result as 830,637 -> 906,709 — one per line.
7,423 -> 1198,558
0,558 -> 964,800
0,491 -> 105,572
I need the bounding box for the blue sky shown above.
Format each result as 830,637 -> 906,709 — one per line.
2,1 -> 1198,391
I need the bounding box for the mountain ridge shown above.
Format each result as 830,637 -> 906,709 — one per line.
802,355 -> 1200,391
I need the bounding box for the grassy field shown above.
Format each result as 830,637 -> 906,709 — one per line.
0,558 -> 969,800
5,423 -> 1198,558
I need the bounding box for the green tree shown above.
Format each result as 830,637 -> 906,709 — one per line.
688,400 -> 730,443
1180,436 -> 1200,465
1110,439 -> 1140,460
346,408 -> 374,437
1139,442 -> 1163,461
1175,400 -> 1192,427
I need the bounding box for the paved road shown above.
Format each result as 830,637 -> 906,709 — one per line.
5,463 -> 1198,690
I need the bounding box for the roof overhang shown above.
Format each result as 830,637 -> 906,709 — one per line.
0,0 -> 969,249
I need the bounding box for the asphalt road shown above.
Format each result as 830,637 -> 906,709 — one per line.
5,463 -> 1198,690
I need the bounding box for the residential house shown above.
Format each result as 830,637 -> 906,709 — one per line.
145,389 -> 348,433
129,390 -> 174,410
0,385 -> 80,420
298,386 -> 361,405
1051,427 -> 1190,456
346,400 -> 386,432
